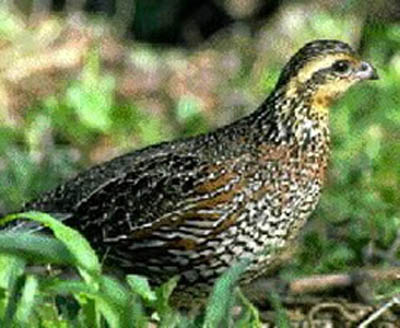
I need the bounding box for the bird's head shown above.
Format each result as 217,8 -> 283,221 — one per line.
275,39 -> 378,114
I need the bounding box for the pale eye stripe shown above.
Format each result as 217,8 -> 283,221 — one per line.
296,53 -> 356,83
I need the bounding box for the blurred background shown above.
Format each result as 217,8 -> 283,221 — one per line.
0,0 -> 399,290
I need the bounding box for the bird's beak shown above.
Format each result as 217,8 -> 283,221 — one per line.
354,61 -> 379,80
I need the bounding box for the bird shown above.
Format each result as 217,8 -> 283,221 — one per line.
6,39 -> 378,306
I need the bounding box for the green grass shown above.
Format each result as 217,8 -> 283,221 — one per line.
0,212 -> 262,328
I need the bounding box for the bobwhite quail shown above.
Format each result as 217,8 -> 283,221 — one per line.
7,39 -> 378,303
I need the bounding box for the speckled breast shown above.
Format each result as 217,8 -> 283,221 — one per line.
167,145 -> 326,299
220,156 -> 324,281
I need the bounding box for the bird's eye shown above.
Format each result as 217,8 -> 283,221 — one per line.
332,60 -> 351,74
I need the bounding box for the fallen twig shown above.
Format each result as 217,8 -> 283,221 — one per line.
358,295 -> 400,327
289,268 -> 400,294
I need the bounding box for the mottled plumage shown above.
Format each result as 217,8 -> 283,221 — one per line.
8,40 -> 378,304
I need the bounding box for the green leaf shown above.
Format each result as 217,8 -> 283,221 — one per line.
15,275 -> 39,325
98,276 -> 145,327
176,96 -> 202,122
137,116 -> 165,145
155,275 -> 179,312
66,50 -> 115,133
204,259 -> 250,328
125,296 -> 149,328
0,255 -> 26,325
155,276 -> 180,327
79,297 -> 100,328
99,276 -> 130,308
36,301 -> 68,328
0,233 -> 74,265
44,280 -> 98,296
0,212 -> 101,279
0,254 -> 25,290
2,274 -> 25,327
45,280 -> 122,328
126,274 -> 157,302
235,289 -> 262,328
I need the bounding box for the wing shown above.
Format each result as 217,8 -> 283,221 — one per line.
61,151 -> 253,283
68,152 -> 211,238
21,141 -> 176,215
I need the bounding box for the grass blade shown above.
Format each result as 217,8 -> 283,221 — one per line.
204,259 -> 250,328
1,212 -> 101,278
0,232 -> 74,265
15,275 -> 39,325
127,274 -> 157,303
